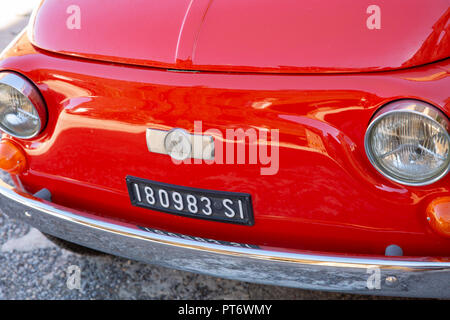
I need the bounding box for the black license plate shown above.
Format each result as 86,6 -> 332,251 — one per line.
126,176 -> 254,226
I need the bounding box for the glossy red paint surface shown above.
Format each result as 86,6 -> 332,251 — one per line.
1,31 -> 449,257
30,0 -> 450,73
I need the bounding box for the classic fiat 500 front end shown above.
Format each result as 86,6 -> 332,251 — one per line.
0,0 -> 449,297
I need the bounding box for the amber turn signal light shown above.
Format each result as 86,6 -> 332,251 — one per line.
0,140 -> 27,175
426,197 -> 450,238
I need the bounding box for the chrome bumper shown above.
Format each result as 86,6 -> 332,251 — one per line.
0,179 -> 449,298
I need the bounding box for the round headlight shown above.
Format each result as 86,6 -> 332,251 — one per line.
0,72 -> 46,139
365,100 -> 449,186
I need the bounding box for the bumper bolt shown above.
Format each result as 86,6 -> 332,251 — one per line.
385,276 -> 398,287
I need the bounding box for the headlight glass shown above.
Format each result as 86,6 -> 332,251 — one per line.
0,72 -> 45,138
365,100 -> 450,186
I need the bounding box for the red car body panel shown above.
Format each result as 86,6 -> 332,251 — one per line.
1,32 -> 449,257
30,0 -> 450,73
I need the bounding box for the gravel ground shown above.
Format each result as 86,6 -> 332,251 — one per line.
0,1 -> 394,300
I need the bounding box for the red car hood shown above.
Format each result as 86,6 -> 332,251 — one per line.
29,0 -> 449,73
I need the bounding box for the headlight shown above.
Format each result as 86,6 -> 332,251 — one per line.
365,100 -> 449,186
0,72 -> 46,139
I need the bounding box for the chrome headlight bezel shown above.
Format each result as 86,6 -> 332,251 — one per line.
0,72 -> 47,139
364,100 -> 450,186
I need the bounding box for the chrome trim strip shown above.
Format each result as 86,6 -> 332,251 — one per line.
0,178 -> 449,298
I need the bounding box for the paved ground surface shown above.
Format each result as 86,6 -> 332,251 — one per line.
0,1 -> 395,300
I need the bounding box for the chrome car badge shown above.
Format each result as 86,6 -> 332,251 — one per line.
146,128 -> 214,160
164,128 -> 192,160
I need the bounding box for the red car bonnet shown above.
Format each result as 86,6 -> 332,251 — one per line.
29,0 -> 449,73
